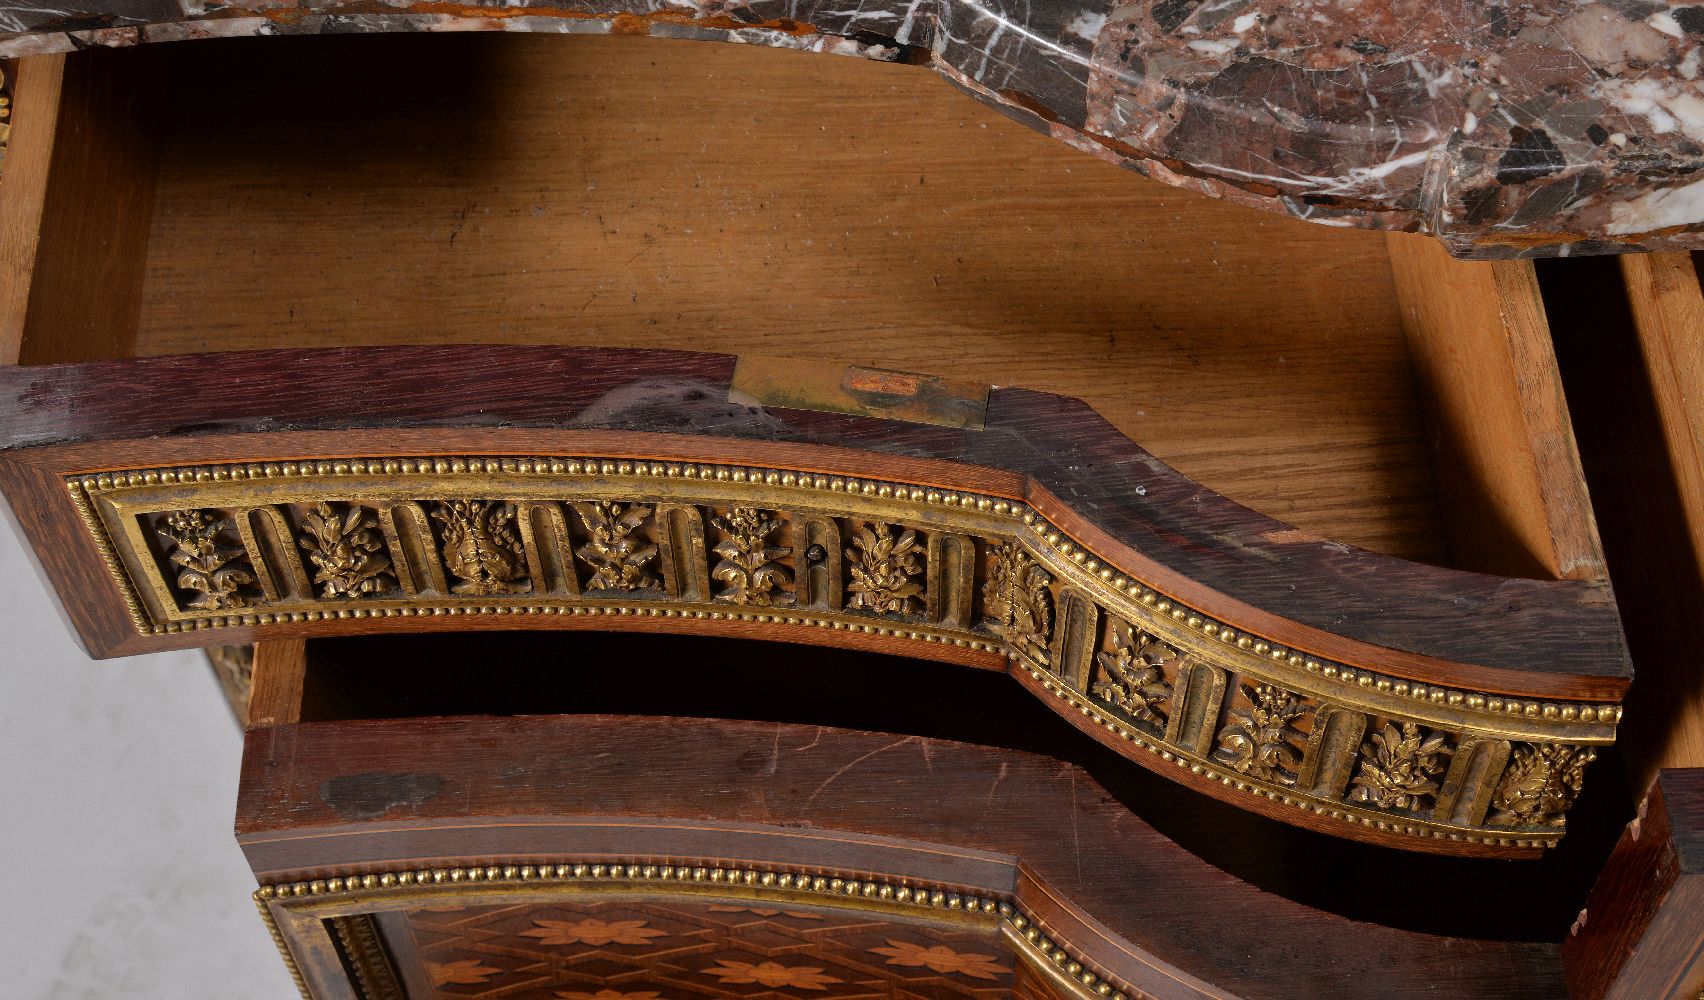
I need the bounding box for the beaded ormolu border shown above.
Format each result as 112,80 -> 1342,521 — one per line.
254,862 -> 1136,1000
68,455 -> 1621,732
70,455 -> 1618,850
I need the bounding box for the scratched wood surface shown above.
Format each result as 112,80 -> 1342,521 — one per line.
286,631 -> 1635,945
113,31 -> 1444,563
238,712 -> 1571,1000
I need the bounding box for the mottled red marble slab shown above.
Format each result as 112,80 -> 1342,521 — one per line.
2,0 -> 1700,256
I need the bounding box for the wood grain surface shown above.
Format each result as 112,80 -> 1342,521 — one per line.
0,53 -> 63,365
12,47 -> 158,366
1619,253 -> 1704,781
238,714 -> 1569,1000
1386,234 -> 1605,583
247,638 -> 304,729
99,31 -> 1444,562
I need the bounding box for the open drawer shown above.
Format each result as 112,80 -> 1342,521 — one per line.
236,632 -> 1704,1000
240,634 -> 1590,1000
0,33 -> 1631,857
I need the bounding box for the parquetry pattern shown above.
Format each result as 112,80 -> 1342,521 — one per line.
383,897 -> 1072,1000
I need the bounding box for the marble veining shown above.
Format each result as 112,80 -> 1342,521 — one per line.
2,0 -> 1701,256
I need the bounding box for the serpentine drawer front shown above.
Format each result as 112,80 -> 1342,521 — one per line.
239,713 -> 1582,1000
0,346 -> 1630,855
228,629 -> 1701,1000
0,0 -> 1702,255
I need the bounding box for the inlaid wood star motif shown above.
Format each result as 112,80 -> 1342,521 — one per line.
427,958 -> 501,985
702,959 -> 842,990
704,904 -> 825,920
521,918 -> 667,946
399,897 -> 1035,999
870,940 -> 1004,979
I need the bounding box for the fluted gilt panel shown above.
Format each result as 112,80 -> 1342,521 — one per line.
76,455 -> 1613,853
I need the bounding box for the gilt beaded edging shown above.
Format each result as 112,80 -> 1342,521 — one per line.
70,454 -> 1617,850
255,861 -> 1134,1000
67,455 -> 1620,728
1024,666 -> 1557,849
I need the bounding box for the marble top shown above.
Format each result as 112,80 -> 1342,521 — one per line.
3,0 -> 1702,256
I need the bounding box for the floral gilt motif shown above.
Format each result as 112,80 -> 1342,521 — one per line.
983,542 -> 1052,661
1489,743 -> 1596,828
521,917 -> 666,946
157,509 -> 255,611
1350,722 -> 1450,812
1092,623 -> 1175,730
1215,683 -> 1312,786
573,501 -> 659,590
711,506 -> 793,606
846,522 -> 924,615
297,502 -> 394,598
702,960 -> 840,990
870,940 -> 1004,979
432,500 -> 529,595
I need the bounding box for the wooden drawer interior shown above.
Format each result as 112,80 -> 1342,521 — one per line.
0,26 -> 1633,868
3,28 -> 1680,990
0,31 -> 1600,587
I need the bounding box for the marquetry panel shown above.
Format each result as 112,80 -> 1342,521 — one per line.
74,455 -> 1613,852
258,867 -> 1102,1000
370,896 -> 1056,1000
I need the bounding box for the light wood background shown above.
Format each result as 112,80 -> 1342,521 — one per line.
124,32 -> 1444,563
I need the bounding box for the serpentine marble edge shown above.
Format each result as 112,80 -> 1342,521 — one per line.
2,0 -> 1702,256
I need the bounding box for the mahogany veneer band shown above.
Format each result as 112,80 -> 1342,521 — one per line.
239,715 -> 1571,1000
0,2 -> 1699,257
0,346 -> 1629,853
